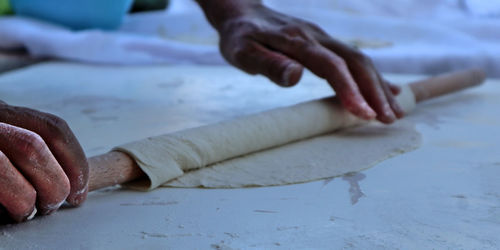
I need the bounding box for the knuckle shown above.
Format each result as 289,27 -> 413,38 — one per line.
307,22 -> 323,33
231,42 -> 254,63
330,55 -> 348,69
45,113 -> 69,129
280,24 -> 303,34
42,114 -> 71,141
288,36 -> 310,50
224,18 -> 262,35
17,130 -> 46,154
351,50 -> 373,66
280,25 -> 313,42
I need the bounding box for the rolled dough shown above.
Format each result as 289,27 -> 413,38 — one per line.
115,85 -> 419,189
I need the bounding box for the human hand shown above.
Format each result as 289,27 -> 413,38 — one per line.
0,101 -> 88,222
197,0 -> 404,123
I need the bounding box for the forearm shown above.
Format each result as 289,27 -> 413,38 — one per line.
195,0 -> 263,29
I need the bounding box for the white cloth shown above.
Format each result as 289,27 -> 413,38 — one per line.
0,0 -> 499,76
0,16 -> 224,65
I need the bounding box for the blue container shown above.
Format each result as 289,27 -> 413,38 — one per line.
10,0 -> 134,30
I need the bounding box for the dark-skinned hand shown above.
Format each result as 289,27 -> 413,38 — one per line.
197,0 -> 404,123
0,101 -> 88,223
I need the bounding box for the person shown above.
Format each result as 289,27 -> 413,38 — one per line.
0,0 -> 403,222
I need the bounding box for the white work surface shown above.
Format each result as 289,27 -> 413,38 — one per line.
0,63 -> 499,249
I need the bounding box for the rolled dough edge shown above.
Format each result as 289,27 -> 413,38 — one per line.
114,146 -> 184,190
114,85 -> 417,190
164,120 -> 422,188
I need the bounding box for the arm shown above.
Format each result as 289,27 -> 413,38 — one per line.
0,101 -> 88,222
195,0 -> 403,123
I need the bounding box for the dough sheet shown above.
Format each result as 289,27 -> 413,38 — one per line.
115,85 -> 417,189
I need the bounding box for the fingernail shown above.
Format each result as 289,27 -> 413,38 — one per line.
394,104 -> 405,118
384,111 -> 396,123
68,193 -> 87,206
67,186 -> 88,206
15,207 -> 37,222
40,200 -> 65,215
367,108 -> 377,119
360,102 -> 377,119
40,207 -> 58,216
281,63 -> 302,87
382,105 -> 396,123
392,85 -> 401,95
26,207 -> 37,221
385,104 -> 395,115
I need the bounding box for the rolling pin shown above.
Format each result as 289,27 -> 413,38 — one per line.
87,68 -> 486,191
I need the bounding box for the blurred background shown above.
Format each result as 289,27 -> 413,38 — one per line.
1,0 -> 499,77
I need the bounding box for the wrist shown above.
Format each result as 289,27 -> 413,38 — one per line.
195,0 -> 263,30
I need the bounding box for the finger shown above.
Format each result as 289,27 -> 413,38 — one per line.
0,150 -> 37,222
377,76 -> 405,119
0,123 -> 70,215
0,106 -> 89,206
387,82 -> 401,95
346,57 -> 397,124
345,56 -> 400,123
318,38 -> 401,123
227,40 -> 304,87
255,31 -> 376,119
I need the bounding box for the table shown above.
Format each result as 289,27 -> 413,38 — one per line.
0,63 -> 499,249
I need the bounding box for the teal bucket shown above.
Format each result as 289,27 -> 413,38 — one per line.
10,0 -> 134,30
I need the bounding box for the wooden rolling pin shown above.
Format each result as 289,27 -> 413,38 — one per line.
87,68 -> 486,191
